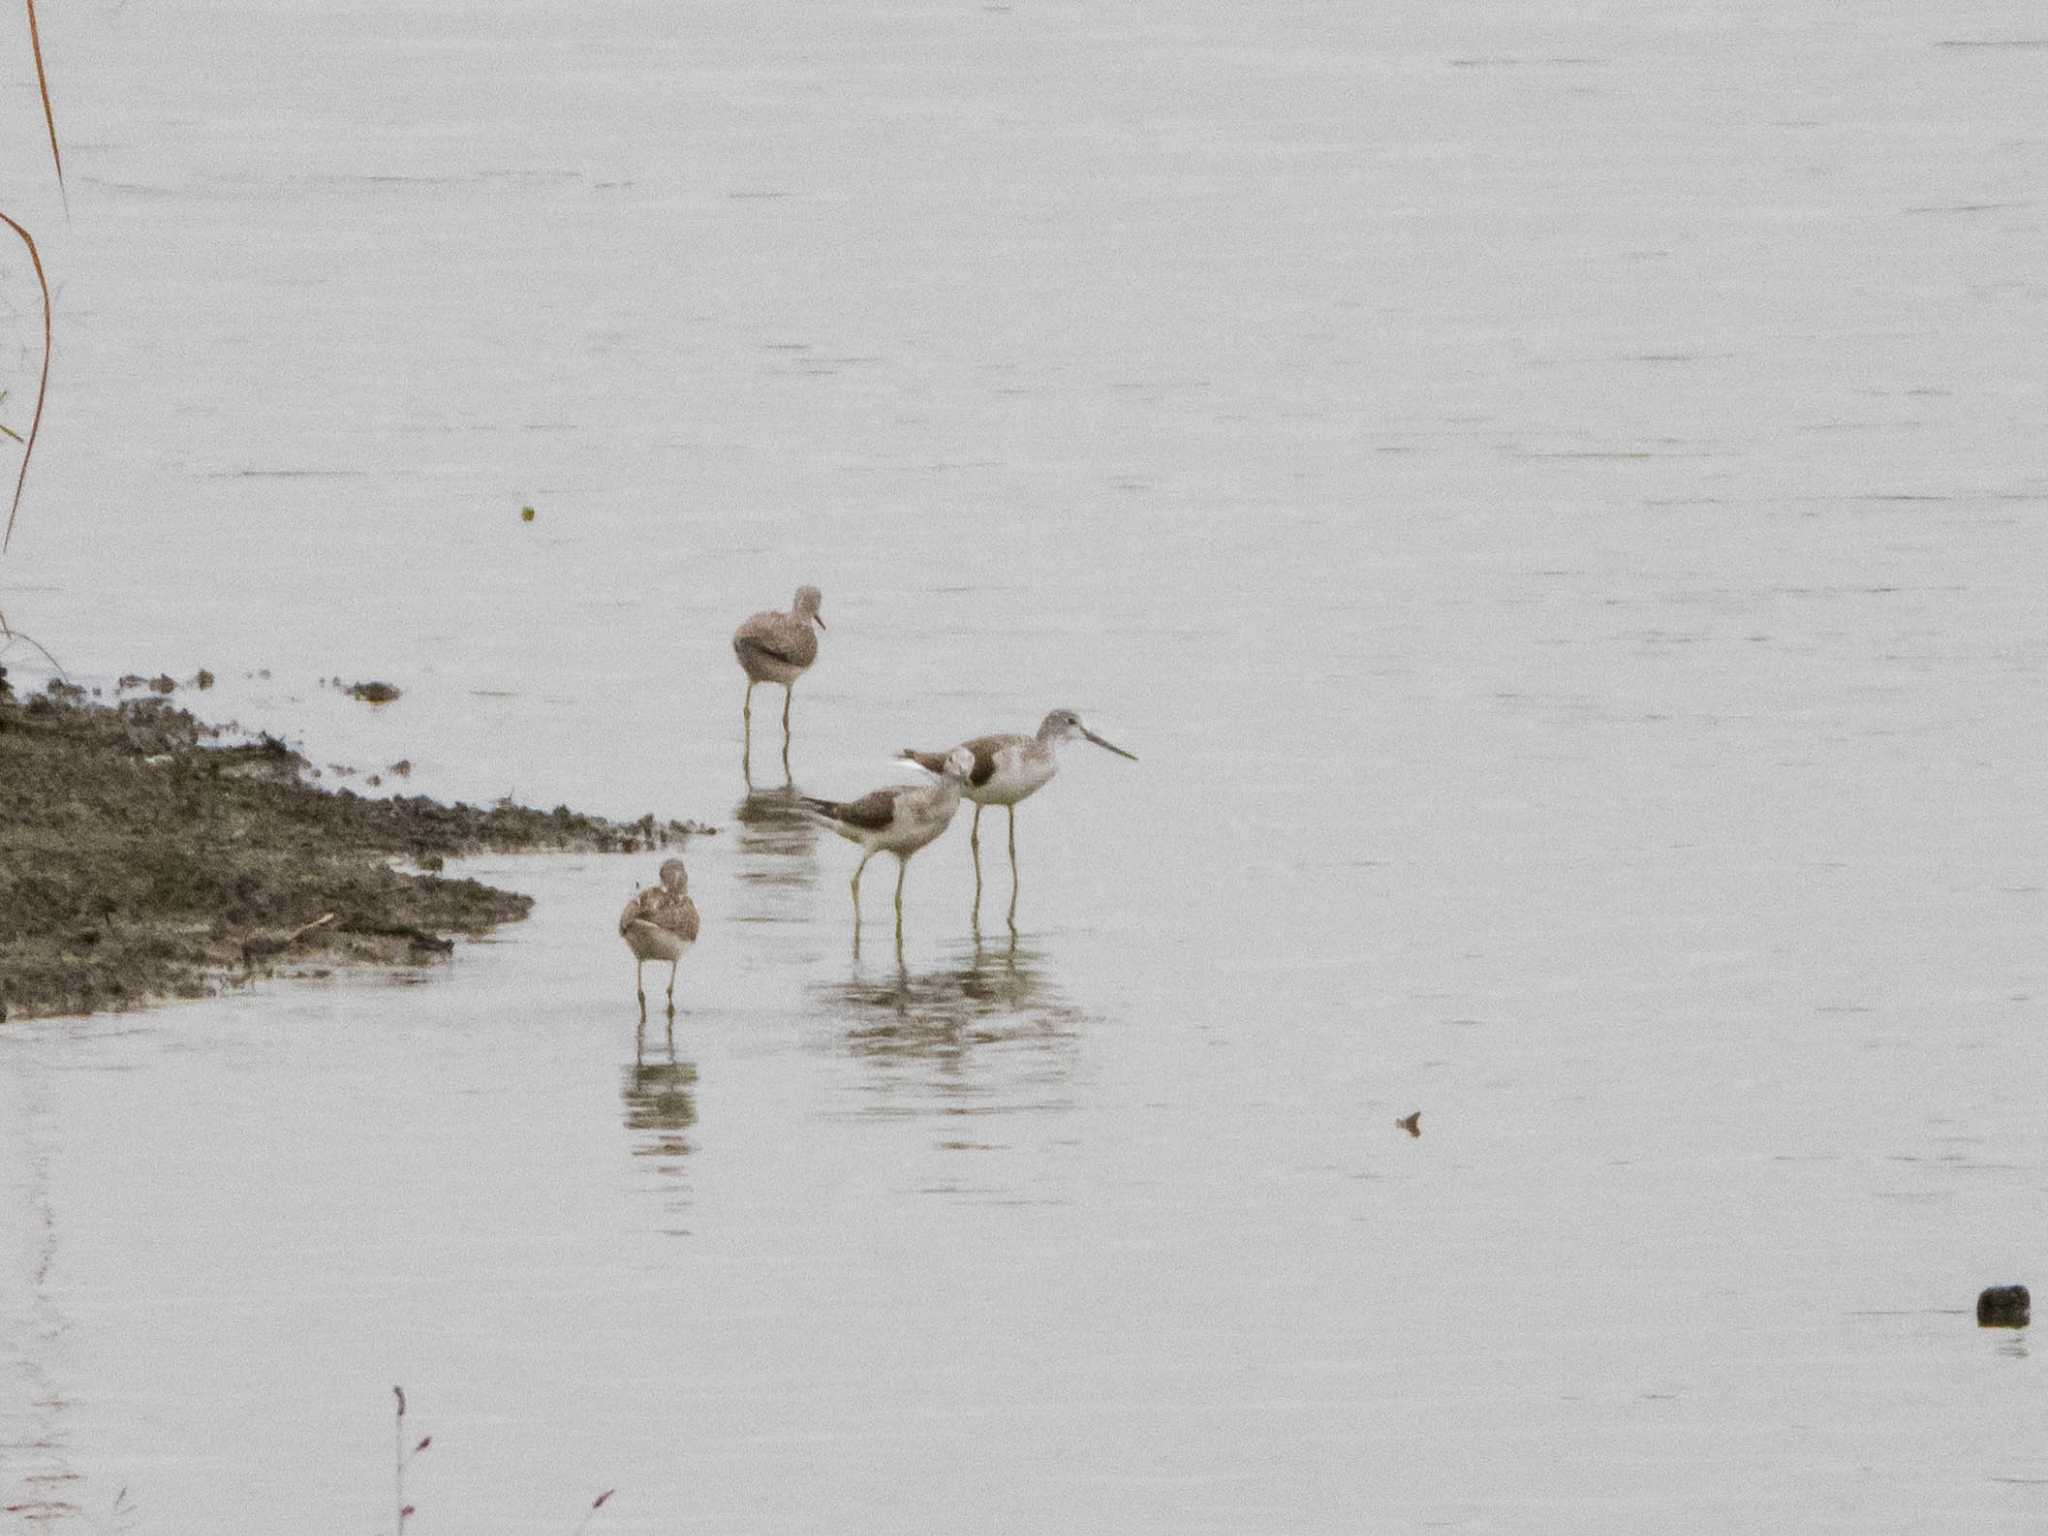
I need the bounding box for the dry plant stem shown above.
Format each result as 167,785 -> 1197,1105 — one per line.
0,211 -> 51,553
569,1490 -> 616,1536
24,0 -> 64,209
0,605 -> 67,676
285,912 -> 337,945
394,1387 -> 409,1535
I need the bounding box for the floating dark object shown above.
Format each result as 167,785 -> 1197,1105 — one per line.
347,681 -> 402,704
194,668 -> 215,690
1977,1285 -> 2030,1328
1396,1111 -> 1421,1138
520,505 -> 536,522
149,674 -> 176,693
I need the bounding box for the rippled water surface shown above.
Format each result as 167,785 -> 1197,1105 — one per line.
3,2 -> 2045,1531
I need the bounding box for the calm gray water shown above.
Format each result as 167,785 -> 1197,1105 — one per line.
3,2 -> 2045,1531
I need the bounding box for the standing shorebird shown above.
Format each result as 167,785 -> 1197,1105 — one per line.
618,858 -> 701,1015
733,585 -> 825,774
899,709 -> 1136,914
802,747 -> 973,940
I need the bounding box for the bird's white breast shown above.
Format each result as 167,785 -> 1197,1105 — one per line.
973,743 -> 1057,806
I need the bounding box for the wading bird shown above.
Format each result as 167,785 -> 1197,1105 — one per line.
733,585 -> 825,774
618,858 -> 700,1015
899,709 -> 1136,912
802,747 -> 973,940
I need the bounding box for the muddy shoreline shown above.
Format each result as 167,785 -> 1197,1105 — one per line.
0,677 -> 698,1021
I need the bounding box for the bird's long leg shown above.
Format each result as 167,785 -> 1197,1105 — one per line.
1007,806 -> 1021,932
779,686 -> 794,778
742,682 -> 755,781
894,853 -> 909,919
667,958 -> 678,1013
969,803 -> 983,920
635,959 -> 647,1018
852,847 -> 873,921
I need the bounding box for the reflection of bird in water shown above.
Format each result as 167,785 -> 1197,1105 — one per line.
900,709 -> 1135,924
830,931 -> 1086,1053
823,934 -> 1087,1136
733,584 -> 825,780
618,858 -> 700,1016
624,1013 -> 698,1163
802,747 -> 972,945
733,784 -> 819,890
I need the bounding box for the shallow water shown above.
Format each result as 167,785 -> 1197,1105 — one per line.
3,1 -> 2046,1530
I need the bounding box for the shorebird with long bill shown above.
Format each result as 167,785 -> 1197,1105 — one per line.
900,708 -> 1136,909
618,858 -> 700,1015
802,747 -> 973,938
733,584 -> 825,771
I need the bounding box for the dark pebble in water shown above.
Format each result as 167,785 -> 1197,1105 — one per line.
1396,1111 -> 1421,1138
348,681 -> 402,704
1977,1285 -> 2030,1328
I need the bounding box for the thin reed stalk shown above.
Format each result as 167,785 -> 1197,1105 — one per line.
24,0 -> 63,208
0,211 -> 50,554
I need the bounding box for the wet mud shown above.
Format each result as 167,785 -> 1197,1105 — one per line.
0,681 -> 695,1019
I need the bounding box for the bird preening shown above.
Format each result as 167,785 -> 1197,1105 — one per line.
618,858 -> 700,1016
800,745 -> 974,952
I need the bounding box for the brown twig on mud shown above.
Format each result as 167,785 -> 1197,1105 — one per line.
0,210 -> 52,553
285,912 -> 337,945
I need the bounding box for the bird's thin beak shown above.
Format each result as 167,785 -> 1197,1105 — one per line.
1082,727 -> 1137,761
813,614 -> 827,629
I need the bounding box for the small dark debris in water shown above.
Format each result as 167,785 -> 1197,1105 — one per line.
347,681 -> 402,704
150,675 -> 176,694
1978,1285 -> 2030,1328
328,763 -> 358,778
194,668 -> 215,690
1396,1111 -> 1422,1138
521,505 -> 536,522
389,759 -> 413,777
366,774 -> 382,787
46,677 -> 85,701
116,673 -> 146,690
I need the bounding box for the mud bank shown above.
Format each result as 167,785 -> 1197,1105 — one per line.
0,681 -> 697,1020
